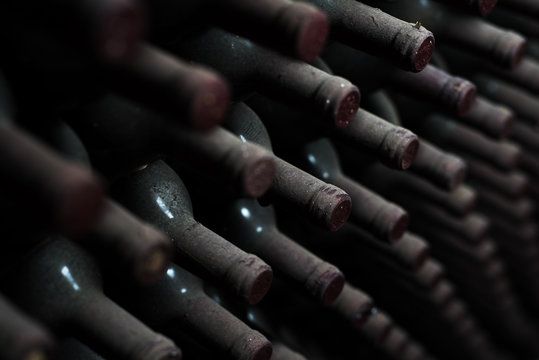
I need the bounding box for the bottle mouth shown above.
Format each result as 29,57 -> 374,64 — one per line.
97,0 -> 146,62
295,5 -> 330,62
189,71 -> 231,131
388,211 -> 410,245
412,35 -> 435,73
319,270 -> 345,307
327,193 -> 353,232
334,86 -> 361,128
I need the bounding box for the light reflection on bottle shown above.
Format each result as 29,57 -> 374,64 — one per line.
61,266 -> 80,291
156,196 -> 174,219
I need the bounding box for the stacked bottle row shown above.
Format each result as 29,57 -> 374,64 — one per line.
1,0 -> 539,359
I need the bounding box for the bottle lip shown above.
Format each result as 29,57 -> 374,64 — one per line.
412,34 -> 435,73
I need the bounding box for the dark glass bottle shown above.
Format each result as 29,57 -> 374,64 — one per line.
322,42 -> 477,116
247,92 -> 419,171
6,237 -> 182,360
224,103 -> 352,232
70,94 -> 276,198
169,28 -> 360,128
107,44 -> 230,130
36,120 -> 173,286
472,74 -> 539,125
112,159 -> 273,304
303,0 -> 435,72
298,138 -> 410,243
208,198 -> 345,306
0,0 -> 145,63
140,0 -> 329,62
403,113 -> 521,171
364,0 -> 525,68
111,263 -> 273,360
357,163 -> 477,217
0,122 -> 105,237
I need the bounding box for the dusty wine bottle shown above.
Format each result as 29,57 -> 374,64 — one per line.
330,283 -> 375,328
323,42 -> 477,116
356,163 -> 477,216
71,94 -> 276,198
247,87 -> 419,171
0,122 -> 105,237
112,160 -> 273,304
106,44 -> 230,130
209,198 -> 345,306
0,293 -> 55,360
224,103 -> 352,232
111,263 -> 273,360
6,237 -> 182,360
472,74 -> 539,125
461,97 -> 515,139
364,0 -> 526,68
140,0 -> 329,61
302,0 -> 435,72
0,0 -> 146,63
408,139 -> 467,191
78,199 -> 173,285
467,158 -> 529,197
298,138 -> 410,243
404,114 -> 521,171
169,28 -> 360,128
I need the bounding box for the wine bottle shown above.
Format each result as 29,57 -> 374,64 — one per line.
363,0 -> 526,68
168,28 -> 360,128
390,89 -> 515,140
408,139 -> 467,191
429,0 -> 498,15
34,120 -> 173,286
110,263 -> 273,360
70,94 -> 276,198
330,283 -> 375,328
0,0 -> 145,63
0,122 -> 105,237
302,0 -> 435,72
293,221 -> 430,271
322,42 -> 477,116
6,237 -> 182,360
106,44 -> 230,130
356,163 -> 477,216
208,198 -> 345,306
460,97 -> 515,139
79,199 -> 173,285
298,138 -> 410,243
411,206 -> 490,244
404,113 -> 521,170
140,0 -> 329,62
467,158 -> 529,197
224,103 -> 352,232
475,186 -> 534,222
472,74 -> 539,125
247,92 -> 419,171
112,160 -> 273,304
485,57 -> 539,95
509,121 -> 539,154
0,293 -> 55,360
